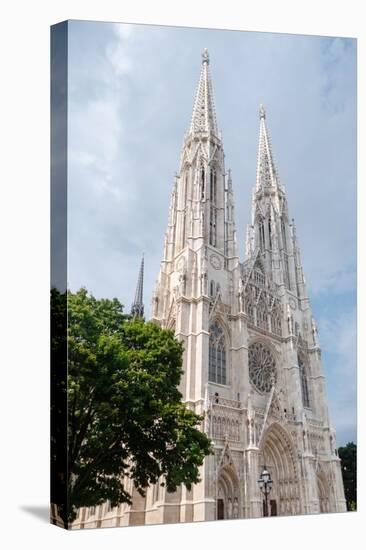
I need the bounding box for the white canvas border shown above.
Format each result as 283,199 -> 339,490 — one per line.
0,1 -> 363,549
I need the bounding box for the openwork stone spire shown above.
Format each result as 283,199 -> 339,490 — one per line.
256,104 -> 279,190
131,254 -> 144,318
189,48 -> 219,136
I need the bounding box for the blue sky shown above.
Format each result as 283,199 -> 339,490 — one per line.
67,21 -> 356,446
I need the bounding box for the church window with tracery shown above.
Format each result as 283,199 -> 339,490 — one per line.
298,354 -> 310,408
248,342 -> 277,393
253,267 -> 265,286
210,205 -> 217,246
209,322 -> 227,385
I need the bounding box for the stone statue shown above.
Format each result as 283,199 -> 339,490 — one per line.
179,269 -> 186,296
247,393 -> 256,447
233,497 -> 239,519
302,412 -> 310,454
311,317 -> 318,346
200,254 -> 208,295
227,497 -> 233,519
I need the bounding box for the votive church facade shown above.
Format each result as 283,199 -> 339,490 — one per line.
74,49 -> 346,529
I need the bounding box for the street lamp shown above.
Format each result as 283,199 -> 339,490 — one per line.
258,466 -> 273,517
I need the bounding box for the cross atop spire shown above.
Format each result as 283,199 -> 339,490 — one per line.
189,49 -> 218,136
256,104 -> 279,190
202,48 -> 209,64
131,254 -> 144,319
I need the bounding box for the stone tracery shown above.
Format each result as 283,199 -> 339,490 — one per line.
248,341 -> 277,393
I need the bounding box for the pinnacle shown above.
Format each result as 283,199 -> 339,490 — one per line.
189,49 -> 218,136
131,254 -> 144,318
256,106 -> 279,190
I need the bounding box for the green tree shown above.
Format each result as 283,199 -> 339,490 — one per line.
64,288 -> 212,525
338,441 -> 357,511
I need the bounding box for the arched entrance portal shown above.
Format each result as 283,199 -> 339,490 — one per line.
217,465 -> 240,520
317,472 -> 330,513
261,423 -> 301,516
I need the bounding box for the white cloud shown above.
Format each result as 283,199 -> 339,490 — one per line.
113,22 -> 135,41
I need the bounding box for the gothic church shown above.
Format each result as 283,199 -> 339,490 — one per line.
73,48 -> 346,528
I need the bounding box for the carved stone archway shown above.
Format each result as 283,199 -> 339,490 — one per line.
260,422 -> 301,516
316,471 -> 330,513
217,465 -> 240,520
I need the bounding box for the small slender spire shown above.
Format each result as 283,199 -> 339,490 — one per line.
227,168 -> 232,180
256,104 -> 278,190
131,254 -> 144,318
189,49 -> 218,136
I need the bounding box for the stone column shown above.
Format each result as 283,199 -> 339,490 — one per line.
245,447 -> 262,518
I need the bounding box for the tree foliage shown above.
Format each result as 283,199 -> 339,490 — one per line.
64,288 -> 212,524
338,441 -> 357,511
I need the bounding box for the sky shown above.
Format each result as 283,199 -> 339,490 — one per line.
67,20 -> 356,446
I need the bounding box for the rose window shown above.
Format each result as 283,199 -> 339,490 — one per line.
248,342 -> 276,393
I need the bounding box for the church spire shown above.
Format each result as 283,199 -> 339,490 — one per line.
189,48 -> 219,137
256,104 -> 279,190
131,254 -> 144,318
246,105 -> 308,295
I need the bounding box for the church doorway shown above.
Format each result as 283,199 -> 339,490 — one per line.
262,498 -> 277,517
217,499 -> 224,520
217,465 -> 240,520
261,423 -> 301,516
317,473 -> 330,513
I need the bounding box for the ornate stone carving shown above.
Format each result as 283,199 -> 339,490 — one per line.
248,342 -> 277,393
210,253 -> 222,270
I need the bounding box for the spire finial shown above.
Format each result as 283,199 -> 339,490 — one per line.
189,48 -> 218,135
255,104 -> 279,190
131,253 -> 145,319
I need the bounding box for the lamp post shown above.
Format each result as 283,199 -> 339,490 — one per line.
258,466 -> 273,517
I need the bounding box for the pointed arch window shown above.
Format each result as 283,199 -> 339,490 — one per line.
200,160 -> 205,200
271,301 -> 282,336
253,262 -> 265,286
209,321 -> 227,385
258,217 -> 265,252
257,295 -> 269,331
268,217 -> 272,249
210,205 -> 217,247
281,218 -> 287,251
298,354 -> 310,408
245,287 -> 255,324
210,168 -> 217,204
210,280 -> 216,298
